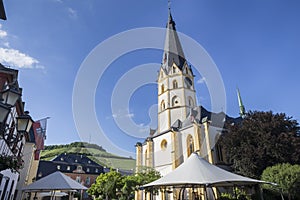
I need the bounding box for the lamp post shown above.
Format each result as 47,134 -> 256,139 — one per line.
16,111 -> 34,134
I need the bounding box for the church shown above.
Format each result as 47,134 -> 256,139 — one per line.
135,10 -> 243,200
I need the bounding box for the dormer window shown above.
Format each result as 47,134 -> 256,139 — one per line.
77,165 -> 82,171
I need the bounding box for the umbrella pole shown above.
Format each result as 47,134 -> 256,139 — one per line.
211,187 -> 217,200
204,185 -> 207,200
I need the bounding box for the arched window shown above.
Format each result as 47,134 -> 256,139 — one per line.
187,135 -> 194,157
172,96 -> 179,106
161,139 -> 167,151
145,149 -> 148,165
188,97 -> 194,107
161,100 -> 166,111
161,84 -> 165,94
172,66 -> 176,73
214,134 -> 224,162
173,80 -> 178,89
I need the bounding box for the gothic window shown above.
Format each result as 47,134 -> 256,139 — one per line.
145,149 -> 148,165
173,80 -> 178,89
172,96 -> 179,106
215,134 -> 223,162
172,66 -> 176,73
161,84 -> 165,94
187,135 -> 194,157
188,97 -> 194,107
161,100 -> 166,111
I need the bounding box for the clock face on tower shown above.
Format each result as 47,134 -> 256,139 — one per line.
184,77 -> 192,89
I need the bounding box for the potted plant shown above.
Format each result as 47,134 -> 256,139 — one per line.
0,154 -> 24,172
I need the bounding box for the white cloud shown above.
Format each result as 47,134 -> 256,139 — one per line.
0,24 -> 44,69
0,48 -> 44,69
3,42 -> 9,48
67,7 -> 77,19
197,77 -> 206,84
112,112 -> 135,119
0,30 -> 7,38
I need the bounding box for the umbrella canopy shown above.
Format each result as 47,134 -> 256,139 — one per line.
143,153 -> 268,188
22,171 -> 88,191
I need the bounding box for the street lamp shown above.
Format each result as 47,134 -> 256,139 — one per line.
0,102 -> 10,123
16,111 -> 34,134
0,83 -> 22,134
1,84 -> 22,106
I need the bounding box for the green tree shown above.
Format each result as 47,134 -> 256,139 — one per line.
261,163 -> 300,200
119,167 -> 161,200
87,170 -> 122,200
219,111 -> 300,179
88,167 -> 161,200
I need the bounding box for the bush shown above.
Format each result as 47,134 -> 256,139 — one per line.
261,163 -> 300,200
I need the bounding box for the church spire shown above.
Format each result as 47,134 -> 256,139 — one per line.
237,88 -> 246,118
161,9 -> 186,73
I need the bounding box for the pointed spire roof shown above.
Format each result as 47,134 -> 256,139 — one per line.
237,88 -> 246,118
161,11 -> 186,73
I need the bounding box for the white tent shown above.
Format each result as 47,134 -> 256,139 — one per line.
143,153 -> 268,189
22,171 -> 87,200
22,171 -> 87,191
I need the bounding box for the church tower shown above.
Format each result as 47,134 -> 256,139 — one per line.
157,12 -> 197,133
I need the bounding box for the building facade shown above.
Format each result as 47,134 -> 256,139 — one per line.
0,63 -> 35,200
135,13 -> 241,200
15,119 -> 48,200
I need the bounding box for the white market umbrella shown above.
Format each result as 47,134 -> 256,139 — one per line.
22,171 -> 87,192
143,153 -> 268,189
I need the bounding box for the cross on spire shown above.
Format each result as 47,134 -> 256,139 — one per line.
168,0 -> 171,11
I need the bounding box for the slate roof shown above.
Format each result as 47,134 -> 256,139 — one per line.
148,106 -> 242,139
36,153 -> 104,180
177,106 -> 242,130
161,12 -> 187,74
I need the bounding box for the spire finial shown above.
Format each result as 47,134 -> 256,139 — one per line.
237,87 -> 246,118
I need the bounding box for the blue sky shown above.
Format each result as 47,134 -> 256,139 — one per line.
1,0 -> 300,157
